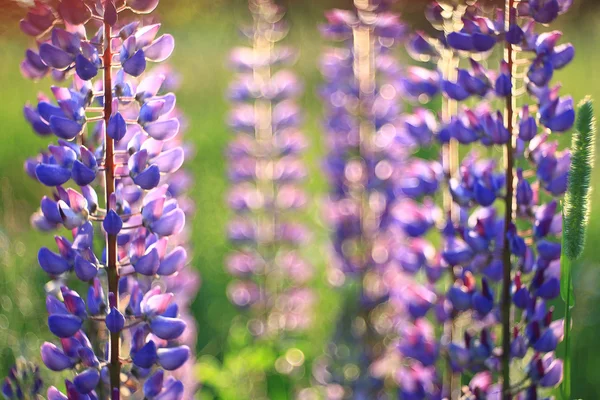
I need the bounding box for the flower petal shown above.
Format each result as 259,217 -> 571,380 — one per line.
49,116 -> 83,140
157,346 -> 190,371
145,34 -> 175,62
144,118 -> 180,140
123,49 -> 147,77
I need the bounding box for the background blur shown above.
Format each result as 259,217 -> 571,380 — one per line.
0,0 -> 599,398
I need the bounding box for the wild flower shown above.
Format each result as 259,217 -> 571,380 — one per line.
1,358 -> 42,400
392,0 -> 579,398
314,1 -> 408,398
226,0 -> 314,339
17,1 -> 197,398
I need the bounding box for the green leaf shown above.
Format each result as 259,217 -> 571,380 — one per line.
563,97 -> 596,261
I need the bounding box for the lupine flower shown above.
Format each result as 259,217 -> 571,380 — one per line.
15,1 -> 197,398
1,358 -> 43,400
225,0 -> 313,345
315,1 -> 408,398
389,0 -> 576,398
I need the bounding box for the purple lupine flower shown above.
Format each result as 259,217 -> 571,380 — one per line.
390,0 -> 575,398
1,358 -> 43,400
225,0 -> 314,350
16,1 -> 197,398
316,1 -> 408,398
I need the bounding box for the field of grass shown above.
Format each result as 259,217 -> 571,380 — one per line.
0,1 -> 599,398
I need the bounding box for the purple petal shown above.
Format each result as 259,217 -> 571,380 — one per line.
442,80 -> 470,101
75,54 -> 98,81
41,342 -> 75,371
135,24 -> 161,48
143,370 -> 164,397
447,32 -> 474,51
126,0 -> 159,13
104,0 -> 118,26
144,119 -> 180,140
123,49 -> 147,77
49,116 -> 83,140
447,286 -> 472,311
551,43 -> 574,69
528,60 -> 554,87
153,148 -> 184,173
157,247 -> 187,275
539,358 -> 563,387
38,102 -> 65,122
144,34 -> 175,62
47,387 -> 68,400
87,279 -> 105,316
137,74 -> 166,99
48,314 -> 83,338
472,33 -> 496,52
38,247 -> 70,275
149,316 -> 187,340
142,292 -> 173,315
132,340 -> 157,368
41,196 -> 62,224
545,109 -> 575,132
22,49 -> 49,79
36,164 -> 71,187
103,210 -> 123,235
157,346 -> 190,371
24,105 -> 51,135
71,160 -> 96,186
139,99 -> 165,124
142,197 -> 166,222
74,254 -> 98,281
134,248 -> 160,275
150,208 -> 185,237
155,380 -> 184,400
106,307 -> 125,333
58,0 -> 92,25
39,43 -> 73,70
133,165 -> 161,190
73,368 -> 100,394
107,112 -> 127,141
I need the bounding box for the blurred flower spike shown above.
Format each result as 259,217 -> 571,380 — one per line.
225,0 -> 314,340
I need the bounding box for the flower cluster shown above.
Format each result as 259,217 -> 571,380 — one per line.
1,358 -> 43,400
392,0 -> 575,398
19,1 -> 197,398
313,1 -> 408,398
226,0 -> 314,338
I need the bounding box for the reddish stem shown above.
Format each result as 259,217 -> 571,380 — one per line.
103,21 -> 121,398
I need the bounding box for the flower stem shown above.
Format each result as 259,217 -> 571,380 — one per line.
353,1 -> 380,395
252,0 -> 276,337
441,4 -> 461,394
441,49 -> 461,400
103,21 -> 121,398
501,0 -> 516,398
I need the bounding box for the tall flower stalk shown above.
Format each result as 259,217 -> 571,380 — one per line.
315,1 -> 407,397
395,0 -> 577,398
226,0 -> 314,339
501,1 -> 517,396
19,1 -> 196,398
